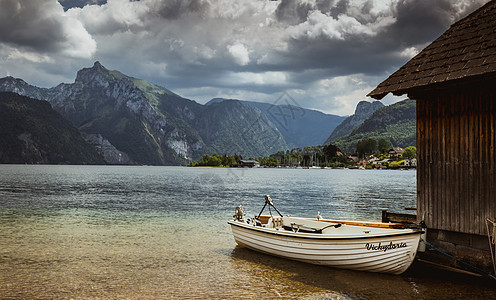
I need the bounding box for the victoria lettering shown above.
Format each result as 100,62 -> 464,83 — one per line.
365,241 -> 407,252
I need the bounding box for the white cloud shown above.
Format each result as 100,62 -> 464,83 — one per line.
223,71 -> 288,86
59,15 -> 97,58
7,48 -> 53,63
287,4 -> 397,41
399,46 -> 420,58
289,11 -> 366,40
67,0 -> 149,34
285,74 -> 404,116
227,43 -> 250,66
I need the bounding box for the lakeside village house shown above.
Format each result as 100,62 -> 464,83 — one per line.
368,0 -> 496,275
351,147 -> 417,169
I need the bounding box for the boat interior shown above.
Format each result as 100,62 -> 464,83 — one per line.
233,196 -> 413,236
253,215 -> 411,235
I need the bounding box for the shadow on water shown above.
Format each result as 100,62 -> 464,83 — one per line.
227,246 -> 496,299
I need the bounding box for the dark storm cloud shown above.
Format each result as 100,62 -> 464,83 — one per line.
384,0 -> 465,47
271,0 -> 488,78
0,0 -> 65,52
155,0 -> 211,19
68,0 -> 489,97
327,0 -> 350,19
275,0 -> 350,24
275,0 -> 314,24
0,0 -> 95,57
0,0 -> 491,115
58,0 -> 107,11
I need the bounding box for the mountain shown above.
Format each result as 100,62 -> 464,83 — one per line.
0,92 -> 104,164
194,100 -> 286,157
0,77 -> 50,100
332,99 -> 416,153
324,100 -> 384,144
206,98 -> 346,148
47,62 -> 208,165
0,62 -> 287,164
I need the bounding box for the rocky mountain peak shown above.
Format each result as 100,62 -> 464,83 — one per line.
93,61 -> 104,69
325,100 -> 384,144
354,100 -> 384,116
74,61 -> 114,89
0,76 -> 48,99
0,76 -> 28,90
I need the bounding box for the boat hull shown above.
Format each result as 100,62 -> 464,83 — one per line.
228,220 -> 421,275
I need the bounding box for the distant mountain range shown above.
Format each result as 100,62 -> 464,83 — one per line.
207,98 -> 346,149
0,62 -> 291,164
0,62 -> 415,165
0,62 -> 344,165
329,99 -> 416,153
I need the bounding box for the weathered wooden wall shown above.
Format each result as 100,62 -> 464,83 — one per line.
414,85 -> 496,236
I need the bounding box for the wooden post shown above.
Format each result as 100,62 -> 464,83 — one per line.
382,209 -> 388,223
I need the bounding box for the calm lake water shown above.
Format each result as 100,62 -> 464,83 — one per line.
0,165 -> 495,299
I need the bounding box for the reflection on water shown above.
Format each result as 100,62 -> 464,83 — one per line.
0,165 -> 495,298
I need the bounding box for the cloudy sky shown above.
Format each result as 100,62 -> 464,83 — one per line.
0,0 -> 489,115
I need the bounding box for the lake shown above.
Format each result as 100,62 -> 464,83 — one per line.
0,165 -> 494,298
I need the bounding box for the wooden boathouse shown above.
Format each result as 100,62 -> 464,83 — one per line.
368,1 -> 496,273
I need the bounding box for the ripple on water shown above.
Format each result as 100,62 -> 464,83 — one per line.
0,166 -> 494,298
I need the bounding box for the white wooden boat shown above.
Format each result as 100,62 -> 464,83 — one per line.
228,196 -> 422,275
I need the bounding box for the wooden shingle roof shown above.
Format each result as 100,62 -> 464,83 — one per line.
368,0 -> 496,100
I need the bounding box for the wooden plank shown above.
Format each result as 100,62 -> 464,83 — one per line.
436,98 -> 443,231
428,98 -> 435,229
449,95 -> 456,232
308,218 -> 406,229
475,93 -> 482,235
423,98 -> 433,228
443,101 -> 448,231
256,215 -> 406,229
483,92 -> 491,235
473,98 -> 479,235
447,99 -> 455,232
491,95 -> 494,224
459,94 -> 466,233
490,91 -> 495,232
416,100 -> 425,225
442,95 -> 449,232
381,211 -> 417,224
467,96 -> 474,234
474,93 -> 479,234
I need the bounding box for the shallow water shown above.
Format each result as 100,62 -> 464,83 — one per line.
0,165 -> 494,298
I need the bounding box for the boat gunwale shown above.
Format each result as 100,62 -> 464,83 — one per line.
228,220 -> 422,241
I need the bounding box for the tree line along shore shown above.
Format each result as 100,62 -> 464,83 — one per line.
188,138 -> 417,169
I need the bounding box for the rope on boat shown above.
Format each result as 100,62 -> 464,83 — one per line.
420,237 -> 496,280
256,195 -> 283,220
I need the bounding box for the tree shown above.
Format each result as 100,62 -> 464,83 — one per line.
292,152 -> 302,166
323,144 -> 339,158
261,157 -> 278,167
402,146 -> 417,159
302,154 -> 311,167
356,138 -> 376,158
208,155 -> 222,166
221,154 -> 237,167
377,138 -> 390,153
